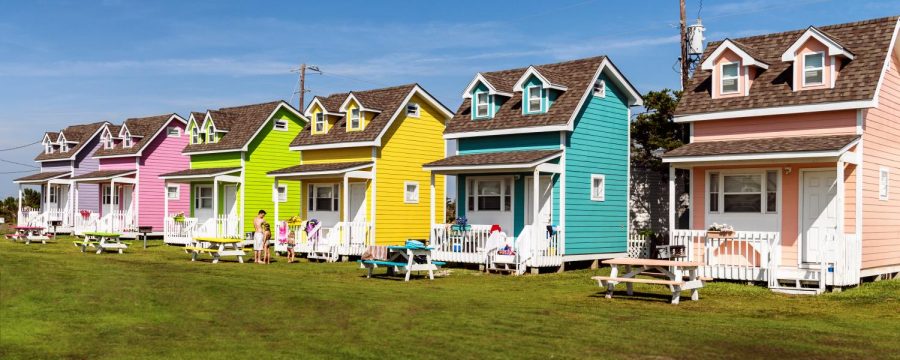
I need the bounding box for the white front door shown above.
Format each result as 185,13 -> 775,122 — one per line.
349,183 -> 367,223
223,185 -> 237,218
101,184 -> 118,215
122,185 -> 134,215
525,176 -> 553,229
801,170 -> 838,264
194,185 -> 214,222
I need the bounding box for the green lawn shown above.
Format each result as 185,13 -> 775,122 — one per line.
1,237 -> 898,359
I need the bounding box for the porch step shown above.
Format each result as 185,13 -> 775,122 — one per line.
774,267 -> 821,281
769,286 -> 825,295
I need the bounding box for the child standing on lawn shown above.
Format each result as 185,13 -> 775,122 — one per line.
253,210 -> 267,264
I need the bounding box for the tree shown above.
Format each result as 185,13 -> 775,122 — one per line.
22,188 -> 41,210
630,89 -> 687,172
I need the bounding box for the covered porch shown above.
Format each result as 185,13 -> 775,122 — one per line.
70,170 -> 138,236
159,167 -> 243,244
663,135 -> 863,293
13,171 -> 74,233
268,162 -> 374,260
423,150 -> 564,273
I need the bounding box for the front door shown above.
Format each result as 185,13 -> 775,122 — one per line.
121,185 -> 133,215
349,183 -> 367,223
101,184 -> 118,216
525,176 -> 553,229
801,170 -> 838,264
193,185 -> 214,222
223,185 -> 237,218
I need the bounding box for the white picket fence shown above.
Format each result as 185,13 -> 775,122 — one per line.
627,233 -> 651,259
826,233 -> 862,287
671,230 -> 780,284
17,210 -> 41,227
74,213 -> 100,236
163,216 -> 199,245
163,215 -> 240,245
430,224 -> 563,268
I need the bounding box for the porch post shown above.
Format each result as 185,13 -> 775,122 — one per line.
343,174 -> 350,244
429,172 -> 436,227
110,178 -> 117,231
213,178 -> 219,237
163,181 -> 169,220
67,182 -> 74,226
668,165 -> 676,242
17,184 -> 23,225
273,178 -> 280,225
533,168 -> 540,244
836,160 -> 845,280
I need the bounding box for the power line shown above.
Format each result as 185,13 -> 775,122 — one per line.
0,170 -> 36,175
0,140 -> 40,152
0,158 -> 38,169
318,71 -> 387,87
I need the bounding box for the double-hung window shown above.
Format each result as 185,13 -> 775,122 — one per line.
314,113 -> 325,133
123,137 -> 133,148
467,179 -> 512,212
708,171 -> 778,213
591,174 -> 605,201
350,109 -> 361,130
527,86 -> 542,113
190,127 -> 200,144
166,185 -> 180,200
195,186 -> 213,209
721,63 -> 739,94
804,52 -> 824,85
474,92 -> 489,118
308,184 -> 339,212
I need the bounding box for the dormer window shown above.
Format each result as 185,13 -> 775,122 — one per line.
526,86 -> 542,113
190,127 -> 200,144
101,131 -> 113,149
593,79 -> 606,98
314,113 -> 325,133
803,52 -> 824,86
350,109 -> 361,130
123,137 -> 133,148
44,140 -> 54,154
207,132 -> 216,143
474,92 -> 489,118
721,63 -> 740,94
60,142 -> 68,152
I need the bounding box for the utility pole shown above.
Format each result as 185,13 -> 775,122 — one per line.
291,63 -> 321,112
680,0 -> 689,91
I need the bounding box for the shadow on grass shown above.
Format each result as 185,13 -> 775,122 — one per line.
588,290 -> 676,303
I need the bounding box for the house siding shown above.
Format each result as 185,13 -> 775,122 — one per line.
861,53 -> 900,270
692,110 -> 857,141
457,132 -> 560,154
73,135 -> 101,213
244,108 -> 306,232
190,152 -> 242,169
99,156 -> 137,171
138,120 -> 190,231
565,73 -> 629,255
376,94 -> 446,245
41,160 -> 71,173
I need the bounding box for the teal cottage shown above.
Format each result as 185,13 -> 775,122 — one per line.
424,56 -> 642,273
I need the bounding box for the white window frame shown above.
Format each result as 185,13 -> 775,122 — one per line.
526,85 -> 542,113
593,79 -> 606,98
207,131 -> 216,144
190,127 -> 200,144
404,181 -> 420,204
720,62 -> 740,94
44,140 -> 54,154
167,127 -> 181,137
350,108 -> 361,130
274,119 -> 289,131
60,142 -> 68,152
195,185 -> 213,209
308,183 -> 338,212
880,167 -> 890,201
467,177 -> 512,212
166,185 -> 180,200
591,174 -> 606,201
123,136 -> 133,148
707,169 -> 779,214
803,52 -> 825,86
314,113 -> 325,133
101,130 -> 114,149
474,92 -> 489,118
48,185 -> 58,203
406,103 -> 420,118
273,184 -> 287,203
102,185 -> 119,206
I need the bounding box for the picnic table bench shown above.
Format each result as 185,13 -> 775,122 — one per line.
593,258 -> 704,305
359,244 -> 445,281
8,226 -> 51,245
75,232 -> 127,254
186,237 -> 247,263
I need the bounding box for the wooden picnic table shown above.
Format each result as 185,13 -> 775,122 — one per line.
8,226 -> 49,245
359,245 -> 445,281
76,232 -> 127,254
593,258 -> 704,304
185,237 -> 246,263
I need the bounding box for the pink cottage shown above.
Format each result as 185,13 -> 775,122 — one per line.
69,114 -> 191,236
663,16 -> 900,293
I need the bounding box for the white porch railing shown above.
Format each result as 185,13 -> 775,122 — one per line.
430,224 -> 563,268
17,210 -> 41,227
97,211 -> 137,234
336,221 -> 373,256
74,213 -> 100,236
164,216 -> 199,245
827,233 -> 861,287
627,233 -> 651,259
193,215 -> 242,239
671,230 -> 780,284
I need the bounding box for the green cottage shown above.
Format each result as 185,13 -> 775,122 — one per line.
159,101 -> 308,244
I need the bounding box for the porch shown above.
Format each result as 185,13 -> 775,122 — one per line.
662,135 -> 864,293
268,162 -> 375,259
14,171 -> 75,233
159,167 -> 244,244
70,170 -> 138,236
423,150 -> 564,272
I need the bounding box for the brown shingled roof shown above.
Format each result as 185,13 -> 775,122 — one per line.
70,169 -> 136,181
662,135 -> 859,158
159,167 -> 242,179
444,56 -> 609,135
182,101 -> 300,154
290,84 -> 420,147
676,16 -> 898,117
13,171 -> 70,183
268,162 -> 373,176
35,121 -> 108,162
94,114 -> 181,157
423,149 -> 562,168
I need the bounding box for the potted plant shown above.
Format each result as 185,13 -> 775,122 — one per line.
172,212 -> 185,223
707,223 -> 734,238
79,209 -> 91,220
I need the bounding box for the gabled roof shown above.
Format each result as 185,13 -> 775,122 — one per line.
94,114 -> 185,158
304,96 -> 344,116
339,92 -> 382,113
781,26 -> 855,61
290,84 -> 453,149
13,171 -> 70,183
444,56 -> 642,137
677,16 -> 899,118
34,121 -> 108,162
461,73 -> 515,99
699,39 -> 770,70
182,100 -> 304,154
42,132 -> 59,143
511,66 -> 569,91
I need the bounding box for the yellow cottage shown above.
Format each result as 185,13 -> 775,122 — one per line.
269,84 -> 452,260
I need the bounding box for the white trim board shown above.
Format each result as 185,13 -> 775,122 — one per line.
674,100 -> 876,122
461,73 -> 514,99
94,114 -> 187,159
662,142 -> 858,164
781,26 -> 855,62
423,152 -> 563,174
512,66 -> 568,92
701,39 -> 770,70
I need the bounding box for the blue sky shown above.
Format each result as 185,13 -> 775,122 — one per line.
0,0 -> 897,197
